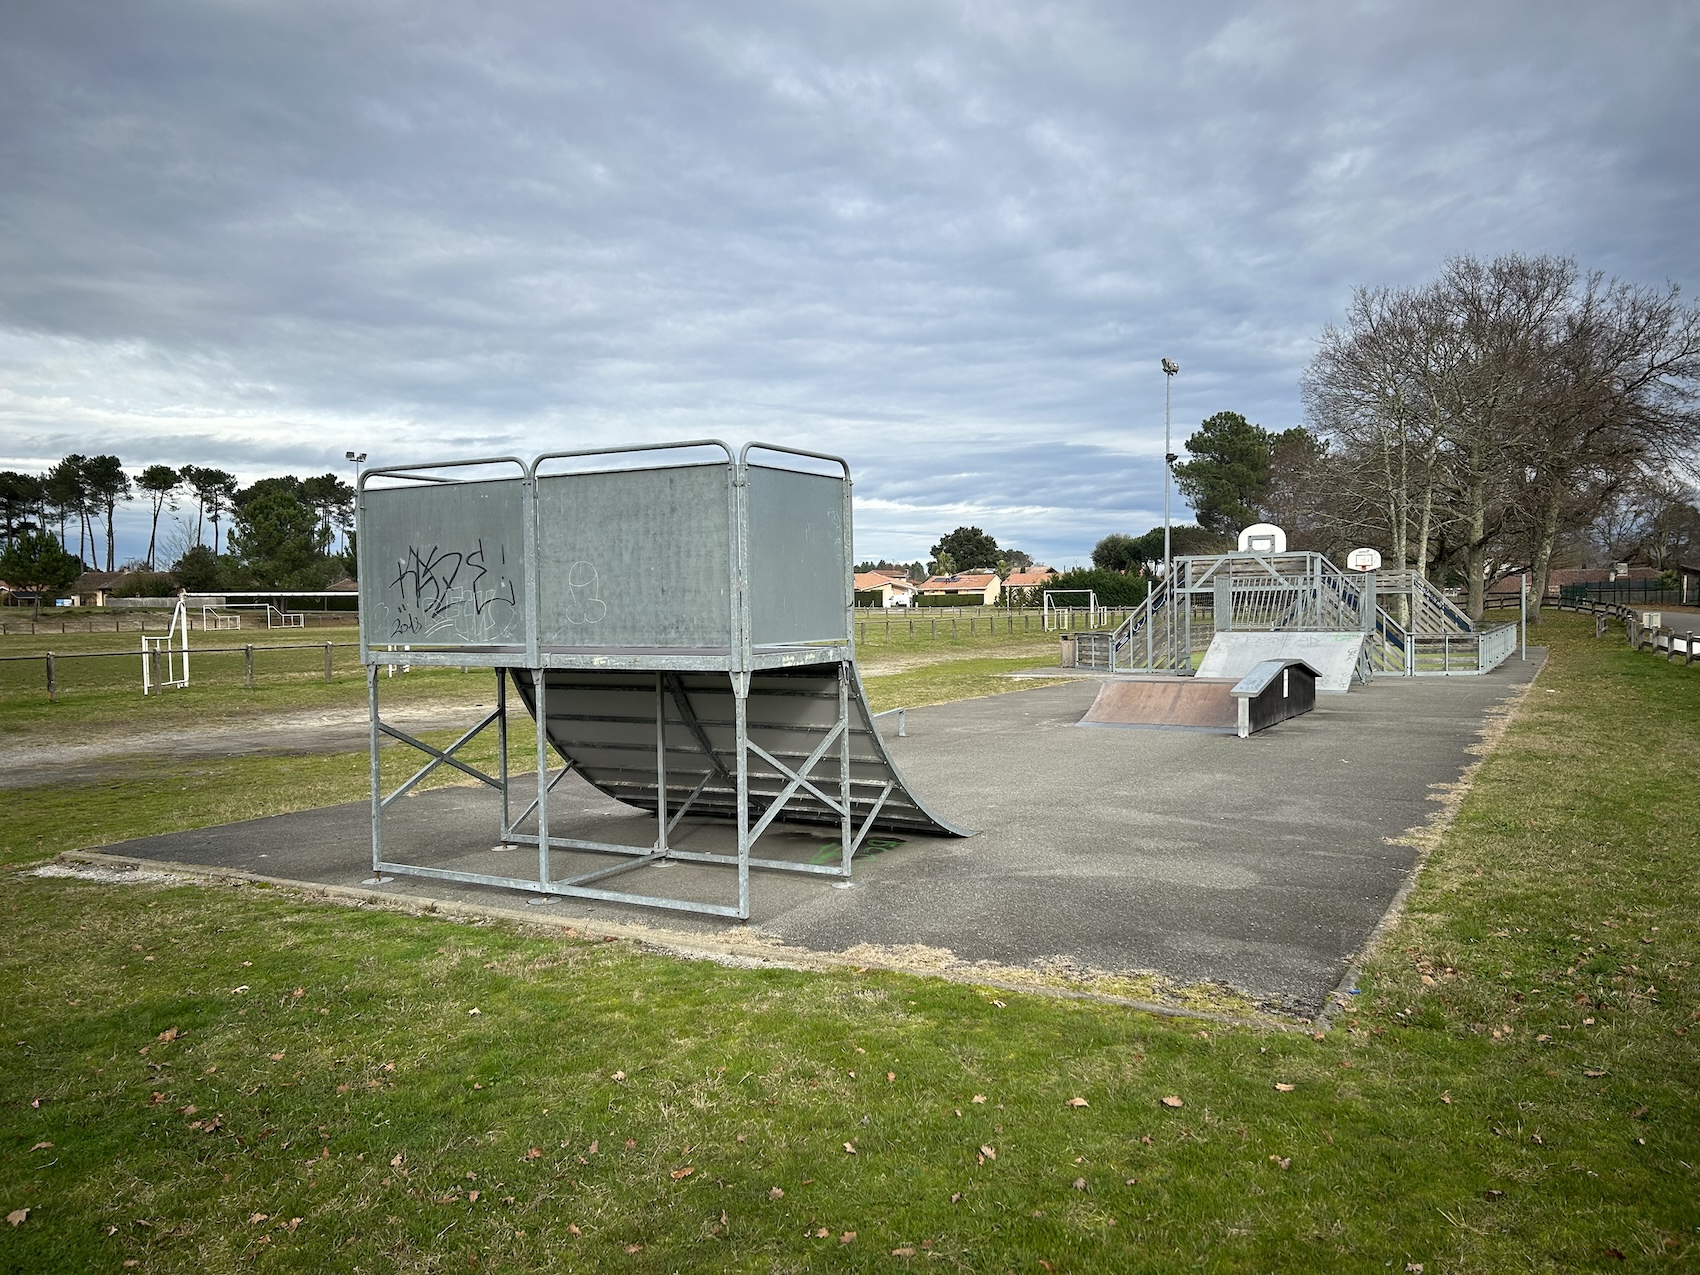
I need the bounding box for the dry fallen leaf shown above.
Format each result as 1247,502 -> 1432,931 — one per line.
814,1227 -> 830,1238
567,1224 -> 581,1237
467,1190 -> 479,1203
390,1154 -> 405,1167
1274,1083 -> 1295,1092
670,1166 -> 694,1180
950,1193 -> 962,1204
249,1213 -> 269,1225
588,1140 -> 599,1155
28,1142 -> 52,1152
1160,1096 -> 1183,1109
624,1138 -> 637,1150
887,1072 -> 896,1083
1269,1156 -> 1292,1170
839,1231 -> 856,1244
1067,1096 -> 1089,1108
157,1027 -> 179,1042
1405,1265 -> 1424,1274
7,1209 -> 28,1227
979,1144 -> 996,1160
892,1246 -> 916,1257
624,1243 -> 642,1253
971,1094 -> 987,1104
1583,1069 -> 1608,1078
1073,1177 -> 1087,1190
768,1187 -> 784,1200
1140,1134 -> 1153,1145
467,1008 -> 481,1016
1440,1092 -> 1453,1105
523,1147 -> 542,1161
843,1142 -> 857,1155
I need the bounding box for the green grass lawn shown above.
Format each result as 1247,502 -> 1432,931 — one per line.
2,614 -> 1696,1271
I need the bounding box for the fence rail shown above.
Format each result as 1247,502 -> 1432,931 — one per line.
0,611 -> 358,636
1,641 -> 377,702
1555,596 -> 1700,668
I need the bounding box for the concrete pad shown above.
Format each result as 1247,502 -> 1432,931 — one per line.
1078,677 -> 1237,732
86,652 -> 1545,1018
1198,631 -> 1368,692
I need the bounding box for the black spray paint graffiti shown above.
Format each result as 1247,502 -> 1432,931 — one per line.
388,539 -> 518,640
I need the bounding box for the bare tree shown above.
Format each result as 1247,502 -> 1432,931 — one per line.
1304,254 -> 1700,622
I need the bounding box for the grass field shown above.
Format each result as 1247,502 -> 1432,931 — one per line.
2,613 -> 1696,1271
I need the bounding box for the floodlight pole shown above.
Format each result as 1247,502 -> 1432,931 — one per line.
1161,357 -> 1179,666
345,450 -> 366,554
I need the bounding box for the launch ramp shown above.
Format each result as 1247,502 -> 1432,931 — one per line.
1078,677 -> 1239,733
356,441 -> 967,921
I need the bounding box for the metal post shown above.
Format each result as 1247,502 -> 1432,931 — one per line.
497,668 -> 510,838
535,668 -> 551,891
838,660 -> 852,877
1520,574 -> 1527,660
734,672 -> 751,919
367,664 -> 383,876
655,673 -> 669,857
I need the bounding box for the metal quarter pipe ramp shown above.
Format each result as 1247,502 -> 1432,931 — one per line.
356,441 -> 968,921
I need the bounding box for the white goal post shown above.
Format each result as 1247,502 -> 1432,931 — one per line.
1042,589 -> 1098,631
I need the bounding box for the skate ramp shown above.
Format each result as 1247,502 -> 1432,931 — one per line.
508,664 -> 971,839
1077,677 -> 1238,733
1197,632 -> 1367,693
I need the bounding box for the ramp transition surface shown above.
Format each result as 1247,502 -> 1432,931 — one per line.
508,664 -> 970,839
1078,677 -> 1238,732
1197,631 -> 1367,692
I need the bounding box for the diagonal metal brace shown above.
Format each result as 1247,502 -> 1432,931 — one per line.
746,720 -> 846,844
506,758 -> 577,831
748,739 -> 848,819
663,673 -> 736,786
379,709 -> 503,809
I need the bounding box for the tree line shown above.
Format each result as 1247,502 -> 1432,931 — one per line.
0,458 -> 357,615
1089,254 -> 1700,621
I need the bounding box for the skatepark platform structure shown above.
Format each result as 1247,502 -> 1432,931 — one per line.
355,441 -> 967,921
1075,551 -> 1518,678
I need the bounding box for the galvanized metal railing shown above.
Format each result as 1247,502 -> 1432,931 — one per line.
1079,551 -> 1513,678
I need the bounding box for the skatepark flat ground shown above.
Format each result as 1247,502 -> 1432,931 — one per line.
82,652 -> 1544,1019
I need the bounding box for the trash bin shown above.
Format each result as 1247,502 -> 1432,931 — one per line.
1059,633 -> 1076,668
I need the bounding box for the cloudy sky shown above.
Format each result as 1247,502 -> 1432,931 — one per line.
2,0 -> 1696,568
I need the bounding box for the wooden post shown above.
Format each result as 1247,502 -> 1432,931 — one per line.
45,651 -> 55,702
245,644 -> 255,689
324,642 -> 334,681
1687,632 -> 1695,668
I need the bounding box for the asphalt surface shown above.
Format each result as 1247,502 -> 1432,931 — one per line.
86,652 -> 1544,1017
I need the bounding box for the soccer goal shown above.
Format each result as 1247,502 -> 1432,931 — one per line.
1042,589 -> 1098,631
142,598 -> 190,694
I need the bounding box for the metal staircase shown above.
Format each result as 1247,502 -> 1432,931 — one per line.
1075,552 -> 1514,677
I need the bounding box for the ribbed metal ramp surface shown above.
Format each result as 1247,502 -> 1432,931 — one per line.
508,664 -> 970,839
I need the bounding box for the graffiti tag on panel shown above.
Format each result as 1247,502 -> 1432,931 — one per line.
562,561 -> 607,625
387,539 -> 519,641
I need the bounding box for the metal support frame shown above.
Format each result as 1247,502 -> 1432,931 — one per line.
356,441 -> 930,923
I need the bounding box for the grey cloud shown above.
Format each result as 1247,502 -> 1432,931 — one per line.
0,0 -> 1694,568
